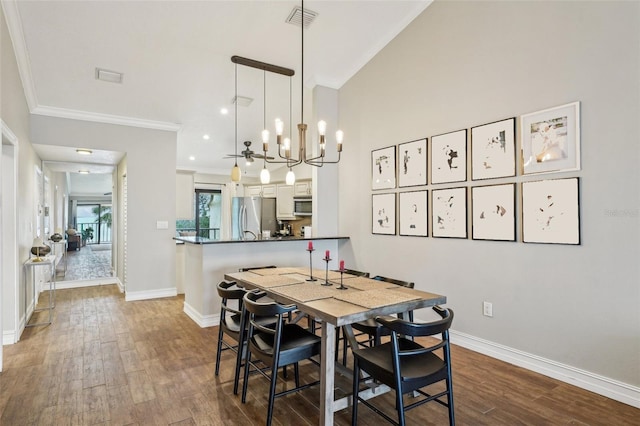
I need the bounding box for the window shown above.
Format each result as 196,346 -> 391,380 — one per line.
176,189 -> 221,239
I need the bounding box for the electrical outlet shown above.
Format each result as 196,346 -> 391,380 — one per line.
483,301 -> 493,317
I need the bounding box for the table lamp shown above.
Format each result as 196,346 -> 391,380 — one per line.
30,237 -> 49,262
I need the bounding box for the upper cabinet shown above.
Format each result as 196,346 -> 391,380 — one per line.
261,184 -> 277,198
294,180 -> 311,197
246,184 -> 276,198
276,184 -> 296,220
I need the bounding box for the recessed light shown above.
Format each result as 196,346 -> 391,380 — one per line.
78,170 -> 90,174
189,156 -> 195,161
203,134 -> 210,140
220,108 -> 228,115
76,149 -> 92,155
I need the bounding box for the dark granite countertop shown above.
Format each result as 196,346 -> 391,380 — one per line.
174,236 -> 349,245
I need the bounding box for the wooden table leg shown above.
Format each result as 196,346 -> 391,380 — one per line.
320,321 -> 336,426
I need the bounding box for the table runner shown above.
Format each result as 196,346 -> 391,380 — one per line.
333,288 -> 420,309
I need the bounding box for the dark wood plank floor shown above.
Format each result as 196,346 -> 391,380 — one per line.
1,285 -> 637,425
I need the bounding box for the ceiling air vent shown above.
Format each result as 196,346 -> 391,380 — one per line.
286,6 -> 318,29
232,95 -> 253,107
95,67 -> 123,84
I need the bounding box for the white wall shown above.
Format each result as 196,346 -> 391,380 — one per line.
30,116 -> 178,297
2,5 -> 41,341
339,0 -> 639,392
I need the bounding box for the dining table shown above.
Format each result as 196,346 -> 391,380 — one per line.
224,267 -> 447,426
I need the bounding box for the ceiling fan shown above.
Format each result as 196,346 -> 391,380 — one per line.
225,141 -> 274,163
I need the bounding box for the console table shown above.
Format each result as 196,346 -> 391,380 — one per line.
24,255 -> 56,327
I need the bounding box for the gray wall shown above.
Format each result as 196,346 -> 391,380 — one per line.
338,1 -> 639,387
30,116 -> 178,296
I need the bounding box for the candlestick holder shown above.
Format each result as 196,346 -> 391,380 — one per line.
306,248 -> 317,282
337,270 -> 347,290
322,255 -> 333,286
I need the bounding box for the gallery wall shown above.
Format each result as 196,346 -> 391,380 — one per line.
338,0 -> 639,396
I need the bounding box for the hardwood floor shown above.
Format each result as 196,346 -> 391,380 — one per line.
1,285 -> 637,425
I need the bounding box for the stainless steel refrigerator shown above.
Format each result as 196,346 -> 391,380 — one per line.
231,197 -> 277,240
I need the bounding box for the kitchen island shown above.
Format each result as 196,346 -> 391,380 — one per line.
175,235 -> 350,327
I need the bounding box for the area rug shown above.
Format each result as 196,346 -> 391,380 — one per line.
90,244 -> 112,251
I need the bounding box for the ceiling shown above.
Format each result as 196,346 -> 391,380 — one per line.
6,0 -> 431,177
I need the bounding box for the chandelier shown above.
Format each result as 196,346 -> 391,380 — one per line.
230,0 -> 343,185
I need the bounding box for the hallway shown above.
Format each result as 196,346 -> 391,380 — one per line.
60,244 -> 113,282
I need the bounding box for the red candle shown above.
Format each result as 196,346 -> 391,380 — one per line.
325,250 -> 330,259
339,260 -> 345,271
308,241 -> 313,250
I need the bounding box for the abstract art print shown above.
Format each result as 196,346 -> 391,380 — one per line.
521,102 -> 580,175
431,187 -> 467,238
371,146 -> 396,190
398,139 -> 427,187
471,184 -> 515,241
522,178 -> 580,244
372,193 -> 396,235
471,118 -> 516,180
431,129 -> 467,184
399,191 -> 428,237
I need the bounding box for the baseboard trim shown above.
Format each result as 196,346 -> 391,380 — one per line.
183,301 -> 219,328
450,330 -> 640,409
55,278 -> 120,290
3,330 -> 18,345
125,287 -> 177,302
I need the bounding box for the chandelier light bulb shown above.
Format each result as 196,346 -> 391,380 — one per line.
262,129 -> 270,143
336,130 -> 344,144
286,169 -> 296,185
317,120 -> 327,136
283,137 -> 291,150
260,167 -> 271,184
275,118 -> 284,136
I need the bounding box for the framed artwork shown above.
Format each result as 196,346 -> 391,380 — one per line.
399,191 -> 428,237
522,178 -> 580,245
471,118 -> 516,180
398,139 -> 427,187
471,183 -> 516,241
431,187 -> 467,238
372,146 -> 396,190
521,102 -> 580,175
372,193 -> 396,235
431,129 -> 467,184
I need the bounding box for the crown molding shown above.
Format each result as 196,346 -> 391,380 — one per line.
32,105 -> 181,132
2,0 -> 38,110
1,119 -> 19,144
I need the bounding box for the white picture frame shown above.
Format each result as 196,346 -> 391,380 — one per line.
521,102 -> 581,175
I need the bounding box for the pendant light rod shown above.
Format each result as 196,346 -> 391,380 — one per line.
231,56 -> 294,77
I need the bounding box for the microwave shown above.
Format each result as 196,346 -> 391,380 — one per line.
293,197 -> 312,216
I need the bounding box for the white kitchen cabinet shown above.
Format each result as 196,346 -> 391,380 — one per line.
276,184 -> 296,219
294,180 -> 311,197
261,184 -> 276,198
245,184 -> 276,198
246,185 -> 262,197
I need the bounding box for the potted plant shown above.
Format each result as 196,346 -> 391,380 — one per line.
81,226 -> 94,246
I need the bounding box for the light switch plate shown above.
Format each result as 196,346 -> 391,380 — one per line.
156,221 -> 169,230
